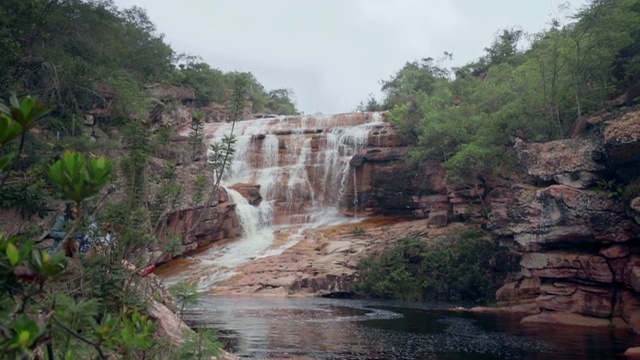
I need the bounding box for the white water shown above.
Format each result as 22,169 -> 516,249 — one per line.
165,113 -> 387,289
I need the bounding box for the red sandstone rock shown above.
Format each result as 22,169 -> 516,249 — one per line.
600,244 -> 631,259
615,291 -> 640,333
521,311 -> 612,328
496,277 -> 541,303
514,137 -> 605,188
502,185 -> 638,249
536,282 -> 613,318
624,347 -> 640,358
229,183 -> 263,206
521,252 -> 613,283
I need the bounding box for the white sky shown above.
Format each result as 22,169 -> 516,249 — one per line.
112,0 -> 590,114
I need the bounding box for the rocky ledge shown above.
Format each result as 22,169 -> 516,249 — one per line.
211,218 -> 474,297
488,107 -> 640,332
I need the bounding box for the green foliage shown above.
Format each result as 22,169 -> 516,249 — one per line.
177,61 -> 228,105
265,88 -> 298,115
375,0 -> 640,180
188,116 -> 205,160
420,231 -> 507,304
48,151 -> 114,204
594,179 -> 624,198
192,174 -> 208,207
350,226 -> 366,236
0,0 -> 174,115
163,234 -> 183,257
151,181 -> 184,226
353,238 -> 426,301
0,314 -> 47,357
121,120 -> 151,207
0,179 -> 48,217
169,280 -> 200,317
356,93 -> 385,112
0,94 -> 50,180
175,329 -> 223,360
209,135 -> 237,186
353,231 -> 508,304
153,122 -> 175,157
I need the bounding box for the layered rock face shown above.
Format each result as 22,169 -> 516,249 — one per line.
488,108 -> 640,331
153,188 -> 242,263
343,108 -> 640,331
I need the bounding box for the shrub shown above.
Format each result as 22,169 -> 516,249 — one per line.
352,230 -> 508,305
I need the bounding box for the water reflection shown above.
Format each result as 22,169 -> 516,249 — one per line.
184,297 -> 639,360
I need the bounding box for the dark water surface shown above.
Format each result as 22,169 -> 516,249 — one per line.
184,296 -> 640,360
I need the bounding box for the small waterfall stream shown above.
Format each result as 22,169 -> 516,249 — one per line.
165,112 -> 387,289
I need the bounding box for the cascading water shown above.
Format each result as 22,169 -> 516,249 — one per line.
165,112 -> 387,289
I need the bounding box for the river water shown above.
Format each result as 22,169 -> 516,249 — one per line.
184,296 -> 639,360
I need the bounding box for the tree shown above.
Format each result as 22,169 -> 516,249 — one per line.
188,111 -> 205,160
266,88 -> 298,115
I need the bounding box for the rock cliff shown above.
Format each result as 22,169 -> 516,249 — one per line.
343,107 -> 640,332
485,108 -> 640,331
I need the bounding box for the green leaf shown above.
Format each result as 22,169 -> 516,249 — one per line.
0,115 -> 23,145
18,331 -> 30,346
6,243 -> 19,266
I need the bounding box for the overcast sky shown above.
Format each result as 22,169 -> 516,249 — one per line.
112,0 -> 590,114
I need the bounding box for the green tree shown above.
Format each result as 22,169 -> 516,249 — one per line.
188,111 -> 205,160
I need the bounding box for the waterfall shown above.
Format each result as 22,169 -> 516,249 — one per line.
167,112 -> 388,288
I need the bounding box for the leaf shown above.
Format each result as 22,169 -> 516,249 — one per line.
6,242 -> 19,266
18,331 -> 31,346
0,115 -> 23,145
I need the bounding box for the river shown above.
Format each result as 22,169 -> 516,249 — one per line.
183,296 -> 640,360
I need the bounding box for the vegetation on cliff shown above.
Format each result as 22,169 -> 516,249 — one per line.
0,0 -> 298,118
364,0 -> 640,182
352,230 -> 511,305
0,0 -> 274,357
0,92 -> 228,358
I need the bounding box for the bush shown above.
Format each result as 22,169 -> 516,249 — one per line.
352,230 -> 508,305
0,179 -> 48,217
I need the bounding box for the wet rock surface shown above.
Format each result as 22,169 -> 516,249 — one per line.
212,219 -> 473,297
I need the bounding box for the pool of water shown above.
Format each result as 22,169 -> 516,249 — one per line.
184,296 -> 640,360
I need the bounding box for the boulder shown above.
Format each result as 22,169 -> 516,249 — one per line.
495,277 -> 541,303
161,190 -> 240,256
148,301 -> 191,345
229,183 -> 263,206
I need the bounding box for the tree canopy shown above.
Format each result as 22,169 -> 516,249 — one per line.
371,0 -> 640,181
0,0 -> 298,119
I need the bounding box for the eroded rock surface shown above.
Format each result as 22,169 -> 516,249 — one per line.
492,108 -> 640,332
212,219 -> 472,297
